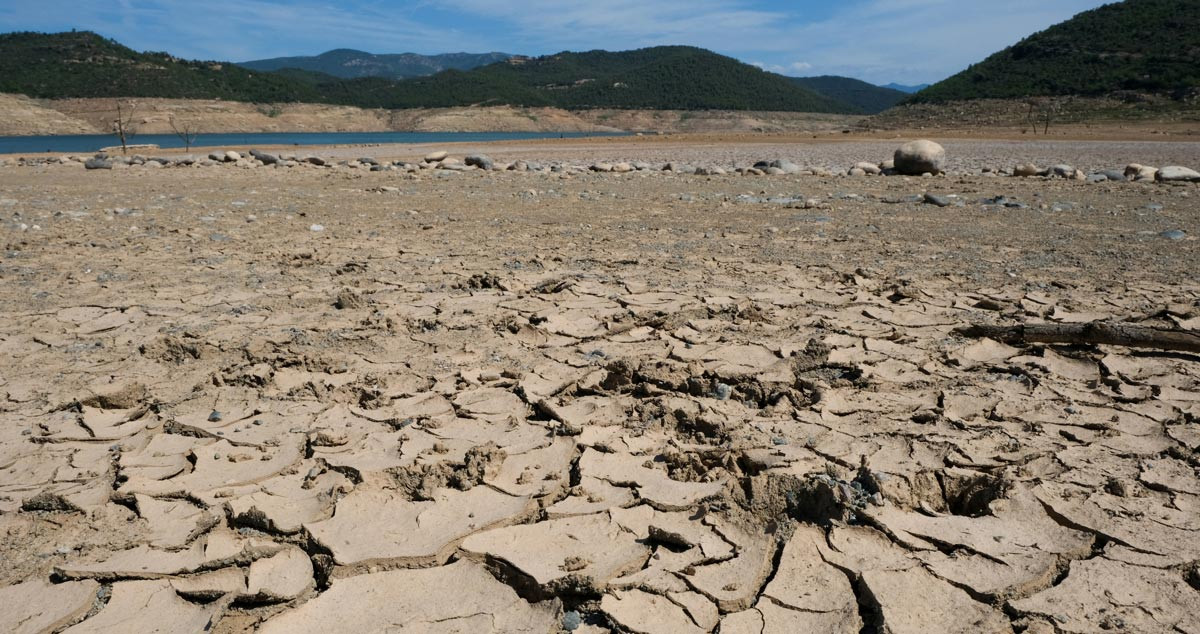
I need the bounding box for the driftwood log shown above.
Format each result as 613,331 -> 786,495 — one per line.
955,322 -> 1200,354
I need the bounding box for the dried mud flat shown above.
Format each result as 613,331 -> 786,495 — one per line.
1,138 -> 1199,634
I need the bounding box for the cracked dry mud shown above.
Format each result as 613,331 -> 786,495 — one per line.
1,138 -> 1199,633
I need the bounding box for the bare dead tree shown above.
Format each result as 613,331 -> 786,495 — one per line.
169,116 -> 199,151
956,322 -> 1200,354
112,100 -> 137,154
1024,100 -> 1038,135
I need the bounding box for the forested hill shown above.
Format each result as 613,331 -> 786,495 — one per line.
0,32 -> 858,113
371,47 -> 854,112
911,0 -> 1200,103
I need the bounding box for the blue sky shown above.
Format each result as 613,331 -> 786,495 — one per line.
1,0 -> 1113,84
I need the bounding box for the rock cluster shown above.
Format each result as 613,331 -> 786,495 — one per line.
7,143 -> 1200,190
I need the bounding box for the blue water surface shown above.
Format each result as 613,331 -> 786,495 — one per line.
0,131 -> 627,154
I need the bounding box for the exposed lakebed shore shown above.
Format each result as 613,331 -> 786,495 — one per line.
0,136 -> 1198,633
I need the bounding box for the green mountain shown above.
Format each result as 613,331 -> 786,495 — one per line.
0,32 -> 856,113
790,76 -> 907,114
372,47 -> 855,112
912,0 -> 1200,103
0,31 -> 327,102
239,49 -> 513,80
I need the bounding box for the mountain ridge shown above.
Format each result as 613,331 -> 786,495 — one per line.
239,49 -> 513,80
789,76 -> 907,114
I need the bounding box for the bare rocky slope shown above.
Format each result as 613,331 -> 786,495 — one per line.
0,95 -> 863,136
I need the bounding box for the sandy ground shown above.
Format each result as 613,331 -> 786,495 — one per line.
0,137 -> 1199,633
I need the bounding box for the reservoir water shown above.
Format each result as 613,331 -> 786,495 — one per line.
0,131 -> 627,154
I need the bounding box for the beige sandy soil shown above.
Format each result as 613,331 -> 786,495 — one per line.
0,137 -> 1198,633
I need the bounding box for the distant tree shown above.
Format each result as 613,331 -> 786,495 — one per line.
111,100 -> 136,154
169,116 -> 198,151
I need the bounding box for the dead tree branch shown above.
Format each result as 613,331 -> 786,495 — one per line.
169,116 -> 198,151
112,100 -> 137,154
955,322 -> 1200,354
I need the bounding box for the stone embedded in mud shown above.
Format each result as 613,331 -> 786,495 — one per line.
256,560 -> 559,634
0,578 -> 100,634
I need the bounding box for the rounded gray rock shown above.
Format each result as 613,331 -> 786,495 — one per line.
894,140 -> 945,175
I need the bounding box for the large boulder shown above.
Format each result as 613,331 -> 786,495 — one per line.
224,151 -> 241,162
424,151 -> 448,163
893,140 -> 945,175
1156,166 -> 1200,182
84,157 -> 113,170
1013,164 -> 1043,177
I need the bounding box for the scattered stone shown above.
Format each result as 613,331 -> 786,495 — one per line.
465,154 -> 494,170
1125,164 -> 1158,181
923,193 -> 952,207
1156,166 -> 1200,182
84,158 -> 112,170
424,150 -> 448,163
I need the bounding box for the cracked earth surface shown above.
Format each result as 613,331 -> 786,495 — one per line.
1,139 -> 1199,633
